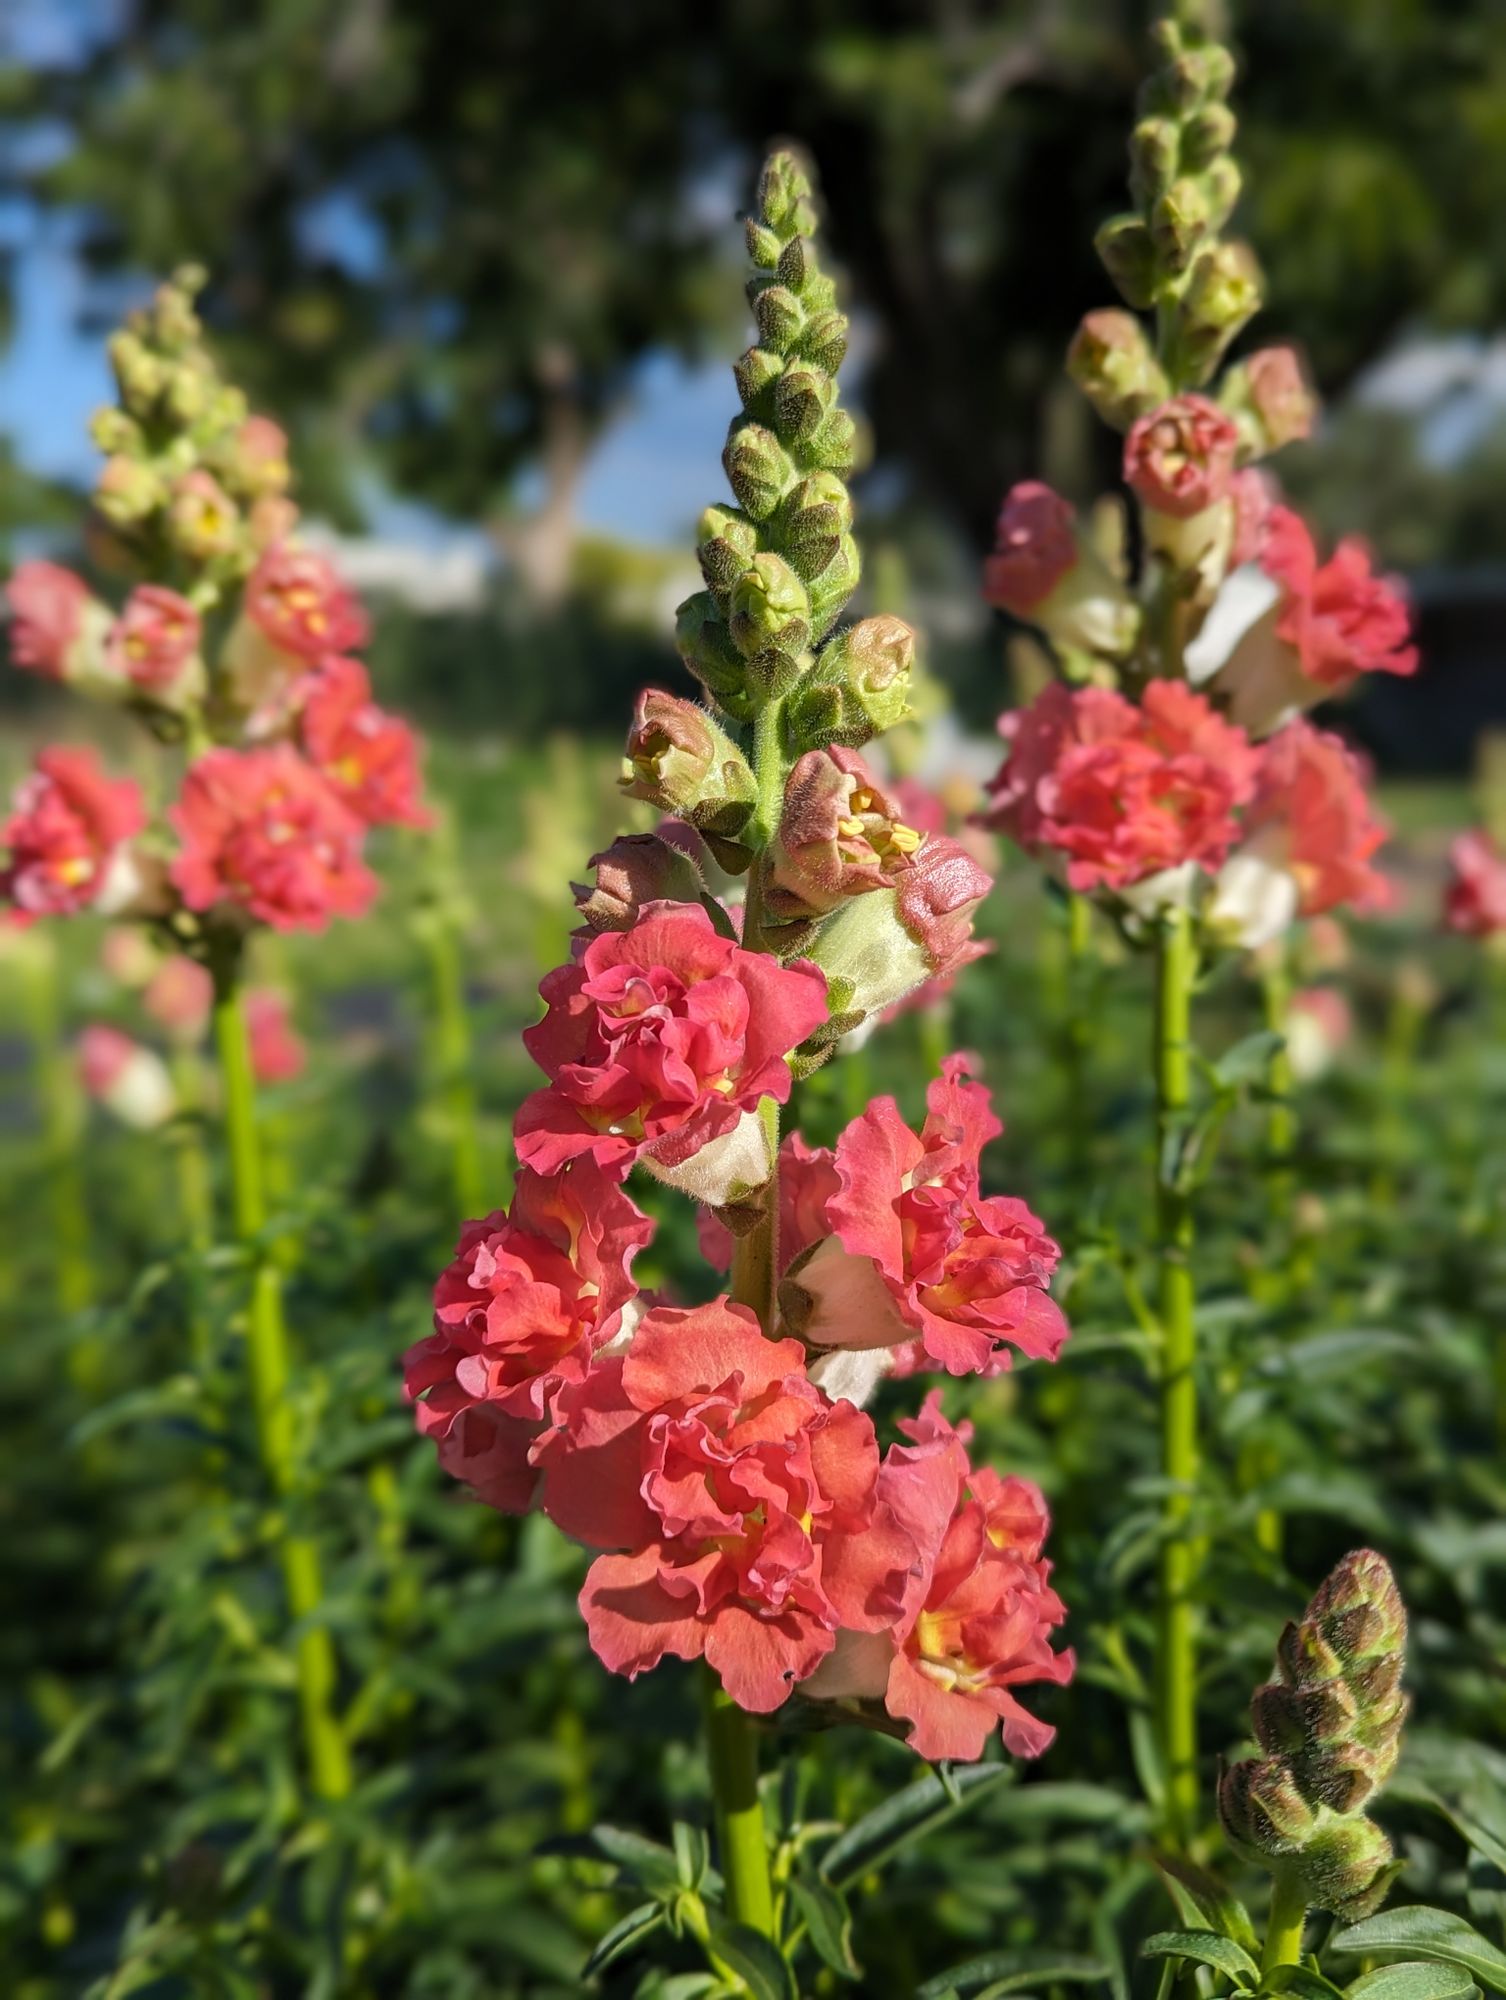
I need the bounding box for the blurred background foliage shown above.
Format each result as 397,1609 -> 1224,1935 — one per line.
3,0 -> 1506,745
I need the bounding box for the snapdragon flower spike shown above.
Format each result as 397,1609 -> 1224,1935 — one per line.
1214,504 -> 1418,736
1209,720 -> 1390,949
170,744 -> 377,932
296,655 -> 431,829
1444,829 -> 1506,937
513,901 -> 828,1202
804,1394 -> 1073,1760
5,561 -> 114,687
1,747 -> 148,922
537,1299 -> 917,1713
404,1161 -> 653,1515
980,678 -> 1259,898
784,1057 -> 1068,1377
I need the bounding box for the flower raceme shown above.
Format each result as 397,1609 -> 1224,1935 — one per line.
169,744 -> 377,932
1,747 -> 148,922
805,1395 -> 1073,1761
513,902 -> 828,1202
536,1299 -> 919,1713
980,678 -> 1259,897
783,1057 -> 1069,1378
404,1162 -> 654,1515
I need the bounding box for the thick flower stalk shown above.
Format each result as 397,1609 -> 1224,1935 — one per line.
1,267 -> 432,1801
404,155 -> 1073,1977
974,7 -> 1419,1849
1221,1550 -> 1408,1966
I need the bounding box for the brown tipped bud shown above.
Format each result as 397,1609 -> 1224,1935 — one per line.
1224,346 -> 1317,458
1151,177 -> 1213,273
799,310 -> 849,374
620,690 -> 756,845
572,832 -> 716,934
1181,103 -> 1237,171
1096,215 -> 1159,311
724,421 -> 795,521
733,345 -> 784,411
1295,1817 -> 1400,1923
758,152 -> 812,232
1129,117 -> 1180,206
806,533 -> 860,638
1169,240 -> 1264,382
745,219 -> 781,269
697,506 -> 760,600
674,592 -> 754,716
728,552 -> 811,669
751,282 -> 804,351
1066,309 -> 1170,430
805,405 -> 857,473
1220,1757 -> 1317,1856
774,364 -> 834,446
786,615 -> 915,751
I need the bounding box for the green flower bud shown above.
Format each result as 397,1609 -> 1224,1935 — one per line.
1172,240 -> 1264,380
744,219 -> 782,269
1293,1816 -> 1400,1924
109,331 -> 166,414
1201,157 -> 1242,232
89,406 -> 142,457
774,365 -> 834,447
150,266 -> 206,350
164,357 -> 212,428
751,281 -> 804,351
1066,309 -> 1169,430
799,311 -> 849,374
787,615 -> 914,750
675,591 -> 754,716
1095,215 -> 1159,311
805,406 -> 857,473
729,553 -> 811,662
1129,117 -> 1180,207
1151,178 -> 1213,274
1181,102 -> 1237,171
806,532 -> 860,638
758,151 -> 811,232
95,453 -> 164,527
776,232 -> 812,294
696,506 -> 760,599
724,422 -> 795,521
733,345 -> 784,412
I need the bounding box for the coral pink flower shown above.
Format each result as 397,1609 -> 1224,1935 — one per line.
982,483 -> 1079,615
805,1394 -> 1073,1761
514,902 -> 828,1190
246,988 -> 306,1083
1243,347 -> 1316,452
297,655 -> 430,828
5,562 -> 105,681
1263,507 -> 1418,687
1244,721 -> 1390,917
105,585 -> 201,702
1,747 -> 146,920
245,543 -> 368,660
169,744 -> 377,931
769,746 -> 928,920
537,1299 -> 917,1711
405,1162 -> 653,1514
144,955 -> 213,1041
79,1023 -> 176,1129
788,1057 -> 1068,1377
1124,394 -> 1239,518
1230,468 -> 1277,567
980,679 -> 1259,893
1444,830 -> 1506,938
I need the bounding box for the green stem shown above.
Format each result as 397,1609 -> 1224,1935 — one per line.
1261,954 -> 1295,1223
169,1049 -> 215,1373
213,965 -> 351,1801
1260,1876 -> 1308,1974
749,699 -> 786,857
428,908 -> 486,1220
1064,891 -> 1094,1185
1154,903 -> 1199,1847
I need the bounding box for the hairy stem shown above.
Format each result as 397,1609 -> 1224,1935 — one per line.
1154,902 -> 1199,1846
213,965 -> 351,1801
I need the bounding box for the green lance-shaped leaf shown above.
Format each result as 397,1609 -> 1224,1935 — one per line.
678,150 -> 914,746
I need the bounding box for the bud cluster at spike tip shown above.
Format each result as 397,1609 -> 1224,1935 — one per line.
403,151 -> 1073,1769
1219,1549 -> 1409,1922
0,266 -> 431,952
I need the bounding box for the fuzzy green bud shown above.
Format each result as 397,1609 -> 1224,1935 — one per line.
1129,117 -> 1181,207
724,422 -> 795,521
798,311 -> 849,374
620,689 -> 756,847
95,453 -> 163,527
733,345 -> 784,412
806,533 -> 860,639
1201,157 -> 1242,231
1095,215 -> 1159,311
750,281 -> 804,351
697,506 -> 760,600
89,406 -> 142,458
805,406 -> 857,473
744,219 -> 782,269
1151,177 -> 1213,273
774,364 -> 834,447
675,591 -> 755,716
1293,1817 -> 1400,1924
1066,309 -> 1169,429
781,472 -> 852,585
1181,102 -> 1236,171
728,553 -> 812,696
785,615 -> 914,751
109,331 -> 166,414
758,152 -> 812,232
1176,240 -> 1263,370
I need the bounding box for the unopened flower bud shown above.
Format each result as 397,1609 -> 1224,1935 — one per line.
774,364 -> 833,446
1294,1816 -> 1399,1924
620,690 -> 756,847
89,407 -> 141,458
697,506 -> 761,601
1170,241 -> 1264,382
1201,156 -> 1242,231
675,592 -> 754,714
724,422 -> 795,521
1066,309 -> 1169,430
1151,178 -> 1213,272
1181,102 -> 1237,170
733,345 -> 784,410
787,615 -> 915,750
750,282 -> 804,351
806,532 -> 860,638
1219,1756 -> 1317,1855
728,553 -> 812,695
1224,346 -> 1317,458
799,310 -> 849,374
1095,215 -> 1159,311
758,151 -> 812,231
150,266 -> 205,350
95,454 -> 163,528
164,356 -> 213,427
168,470 -> 240,560
745,218 -> 782,269
1129,117 -> 1180,206
805,405 -> 857,472
108,330 -> 166,414
572,832 -> 717,933
984,482 -> 1139,657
